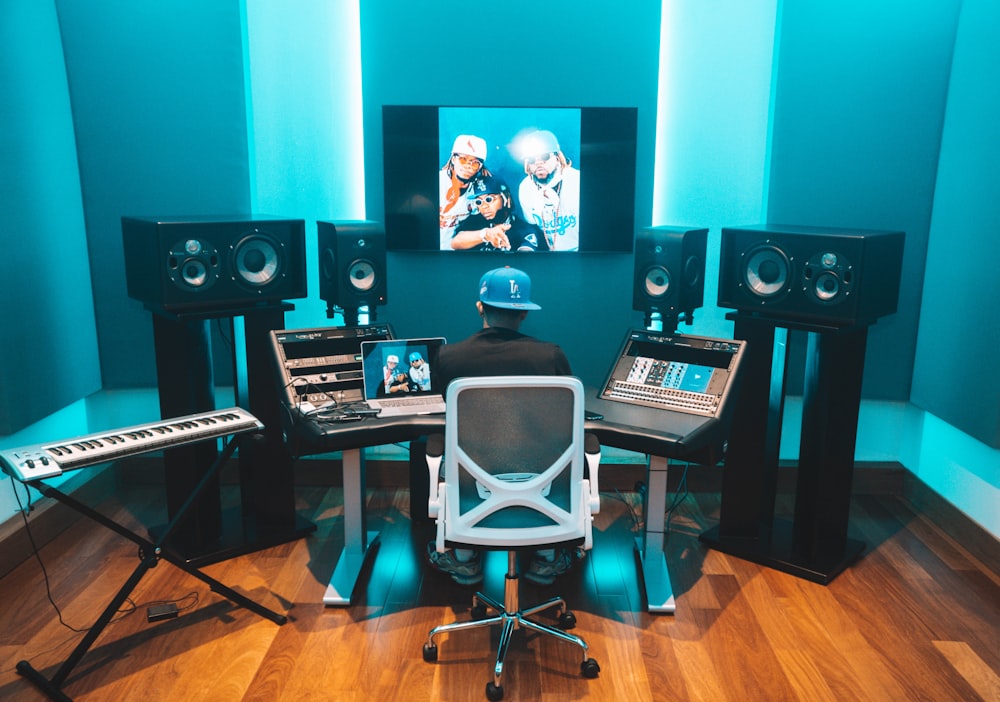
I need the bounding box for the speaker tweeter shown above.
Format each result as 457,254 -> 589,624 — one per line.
167,238 -> 220,292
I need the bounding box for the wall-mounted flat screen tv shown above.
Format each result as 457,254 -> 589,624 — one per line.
382,106 -> 637,253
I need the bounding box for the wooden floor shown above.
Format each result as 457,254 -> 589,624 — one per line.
1,474 -> 998,701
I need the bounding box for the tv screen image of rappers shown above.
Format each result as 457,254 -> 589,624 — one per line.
382,105 -> 637,254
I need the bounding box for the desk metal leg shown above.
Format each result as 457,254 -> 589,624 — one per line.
323,447 -> 380,605
636,454 -> 676,613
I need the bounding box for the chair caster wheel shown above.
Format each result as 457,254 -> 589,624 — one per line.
486,681 -> 504,700
557,611 -> 577,629
581,657 -> 600,678
422,643 -> 438,662
471,603 -> 489,620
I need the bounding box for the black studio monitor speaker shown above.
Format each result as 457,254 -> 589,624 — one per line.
317,220 -> 387,311
121,215 -> 307,312
632,226 -> 708,319
718,224 -> 904,327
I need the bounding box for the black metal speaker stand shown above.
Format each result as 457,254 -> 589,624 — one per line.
152,313 -> 221,553
15,434 -> 287,702
335,305 -> 377,327
232,306 -> 316,546
149,303 -> 314,566
699,312 -> 868,584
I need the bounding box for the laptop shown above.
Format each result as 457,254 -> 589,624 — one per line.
360,337 -> 447,416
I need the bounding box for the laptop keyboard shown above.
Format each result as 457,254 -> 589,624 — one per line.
377,396 -> 440,408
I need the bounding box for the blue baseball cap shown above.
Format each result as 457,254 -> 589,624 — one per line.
479,266 -> 541,310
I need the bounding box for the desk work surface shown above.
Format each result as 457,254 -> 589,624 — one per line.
272,326 -> 742,462
287,411 -> 444,454
584,390 -> 725,460
284,388 -> 725,464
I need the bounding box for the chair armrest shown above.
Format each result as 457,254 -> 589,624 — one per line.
426,433 -> 444,518
584,432 -> 601,514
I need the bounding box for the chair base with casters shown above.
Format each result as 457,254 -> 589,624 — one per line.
422,550 -> 600,701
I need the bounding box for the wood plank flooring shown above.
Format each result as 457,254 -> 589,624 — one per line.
1,474 -> 997,701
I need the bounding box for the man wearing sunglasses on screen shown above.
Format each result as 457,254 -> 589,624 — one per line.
517,129 -> 581,252
450,175 -> 547,252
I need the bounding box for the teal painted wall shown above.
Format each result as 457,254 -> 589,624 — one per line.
766,0 -> 962,400
242,0 -> 367,331
30,0 -> 965,400
0,1 -> 101,434
653,0 -> 779,342
912,0 -> 1000,448
358,0 -> 663,387
54,0 -> 252,388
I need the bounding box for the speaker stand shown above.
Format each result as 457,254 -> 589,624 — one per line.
230,306 -> 316,558
149,303 -> 314,565
699,313 -> 869,584
335,305 -> 377,327
152,314 -> 223,554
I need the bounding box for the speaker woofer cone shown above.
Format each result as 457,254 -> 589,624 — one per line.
233,233 -> 281,287
642,265 -> 671,298
743,244 -> 790,298
167,239 -> 219,291
180,259 -> 210,288
803,250 -> 853,304
813,272 -> 841,301
347,259 -> 377,292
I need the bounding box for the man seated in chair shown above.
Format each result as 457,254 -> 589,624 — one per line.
426,265 -> 580,587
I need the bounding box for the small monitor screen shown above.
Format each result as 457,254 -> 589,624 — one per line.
382,105 -> 637,254
625,358 -> 717,394
360,338 -> 446,400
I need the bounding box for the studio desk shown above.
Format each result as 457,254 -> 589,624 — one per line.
285,391 -> 727,613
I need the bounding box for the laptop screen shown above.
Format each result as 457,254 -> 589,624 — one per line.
361,338 -> 446,401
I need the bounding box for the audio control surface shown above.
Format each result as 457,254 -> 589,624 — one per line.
599,329 -> 745,418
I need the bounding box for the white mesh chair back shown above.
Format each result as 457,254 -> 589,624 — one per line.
440,375 -> 591,550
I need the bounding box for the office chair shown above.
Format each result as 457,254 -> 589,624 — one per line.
422,375 -> 602,701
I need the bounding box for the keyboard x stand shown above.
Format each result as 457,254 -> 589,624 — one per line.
14,434 -> 288,701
